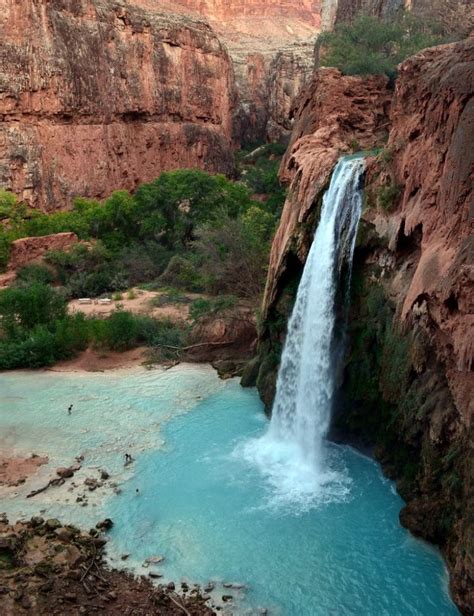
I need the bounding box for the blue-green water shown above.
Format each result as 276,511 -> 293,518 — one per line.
0,366 -> 458,615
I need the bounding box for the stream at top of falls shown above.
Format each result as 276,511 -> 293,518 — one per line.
0,366 -> 458,615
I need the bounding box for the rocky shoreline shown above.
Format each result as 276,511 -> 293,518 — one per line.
0,514 -> 215,615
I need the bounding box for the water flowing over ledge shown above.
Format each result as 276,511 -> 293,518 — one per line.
239,156 -> 365,510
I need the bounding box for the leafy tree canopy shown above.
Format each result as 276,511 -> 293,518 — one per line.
317,13 -> 452,80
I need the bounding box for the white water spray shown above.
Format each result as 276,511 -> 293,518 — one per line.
239,156 -> 365,509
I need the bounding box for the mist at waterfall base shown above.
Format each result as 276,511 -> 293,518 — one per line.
240,156 -> 365,511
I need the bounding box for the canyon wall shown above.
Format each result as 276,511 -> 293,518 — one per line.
341,37 -> 473,614
165,0 -> 323,142
250,37 -> 473,614
0,0 -> 235,211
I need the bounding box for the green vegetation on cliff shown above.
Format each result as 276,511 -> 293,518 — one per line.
317,13 -> 452,80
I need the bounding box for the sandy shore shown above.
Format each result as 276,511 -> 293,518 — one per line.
0,452 -> 48,487
50,346 -> 150,373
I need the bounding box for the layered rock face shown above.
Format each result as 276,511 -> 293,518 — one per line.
166,0 -> 323,142
167,0 -> 321,25
0,0 -> 235,211
252,37 -> 473,614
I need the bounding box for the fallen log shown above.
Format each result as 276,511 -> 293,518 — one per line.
27,477 -> 65,498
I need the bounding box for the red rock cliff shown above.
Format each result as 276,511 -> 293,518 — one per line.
0,0 -> 235,210
262,68 -> 391,316
164,0 -> 323,142
360,37 -> 473,613
255,36 -> 473,614
326,0 -> 474,34
371,38 -> 473,426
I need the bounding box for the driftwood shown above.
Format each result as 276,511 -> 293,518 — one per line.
168,593 -> 191,616
157,340 -> 232,352
26,477 -> 65,498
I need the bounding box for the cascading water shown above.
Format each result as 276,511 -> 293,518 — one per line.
239,155 -> 365,509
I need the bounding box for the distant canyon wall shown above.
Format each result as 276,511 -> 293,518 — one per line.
165,0 -> 323,143
169,0 -> 322,25
0,0 -> 235,211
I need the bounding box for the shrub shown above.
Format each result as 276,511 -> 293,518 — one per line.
45,243 -> 122,298
189,296 -> 237,322
238,144 -> 287,216
0,283 -> 67,337
15,264 -> 55,286
317,13 -> 451,80
158,255 -> 203,292
53,314 -> 90,357
0,191 -> 17,219
136,315 -> 186,348
0,326 -> 59,369
193,212 -> 271,298
149,290 -> 191,307
115,242 -> 172,286
102,310 -> 140,352
377,183 -> 403,211
0,231 -> 12,271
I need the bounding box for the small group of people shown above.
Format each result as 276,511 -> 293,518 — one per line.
124,454 -> 140,495
67,403 -> 140,495
124,453 -> 134,465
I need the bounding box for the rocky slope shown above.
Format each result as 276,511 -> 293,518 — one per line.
250,37 -> 473,614
0,515 -> 214,615
0,0 -> 235,211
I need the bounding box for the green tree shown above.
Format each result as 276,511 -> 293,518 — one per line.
134,170 -> 255,248
317,13 -> 451,80
193,213 -> 270,298
0,283 -> 66,337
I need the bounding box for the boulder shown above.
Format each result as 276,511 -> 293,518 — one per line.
56,467 -> 74,479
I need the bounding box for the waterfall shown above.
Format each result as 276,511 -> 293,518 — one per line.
239,156 -> 365,509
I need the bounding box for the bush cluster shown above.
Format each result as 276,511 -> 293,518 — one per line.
317,13 -> 453,80
0,167 -> 282,300
0,283 -> 185,370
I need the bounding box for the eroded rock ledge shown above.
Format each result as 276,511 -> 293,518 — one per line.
0,0 -> 235,210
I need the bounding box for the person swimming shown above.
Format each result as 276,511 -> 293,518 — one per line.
67,404 -> 73,415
